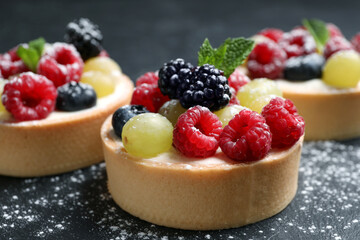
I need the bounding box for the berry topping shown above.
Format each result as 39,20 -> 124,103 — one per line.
237,78 -> 282,109
99,49 -> 109,57
258,28 -> 284,43
64,18 -> 103,61
173,106 -> 223,158
227,68 -> 250,92
283,53 -> 325,81
351,33 -> 360,53
219,109 -> 272,162
158,99 -> 186,126
262,97 -> 304,148
80,71 -> 115,98
228,87 -> 240,105
83,56 -> 121,75
247,40 -> 287,79
327,23 -> 344,38
56,81 -> 96,111
1,72 -> 57,121
37,43 -> 84,87
158,58 -> 193,99
112,105 -> 149,138
131,83 -> 170,113
322,50 -> 360,88
122,113 -> 173,158
323,36 -> 353,59
178,64 -> 231,111
136,72 -> 159,86
279,29 -> 316,58
0,47 -> 28,79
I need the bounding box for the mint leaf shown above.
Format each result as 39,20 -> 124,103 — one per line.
16,37 -> 45,72
303,19 -> 329,52
198,37 -> 254,78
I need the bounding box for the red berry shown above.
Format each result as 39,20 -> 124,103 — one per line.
228,68 -> 250,92
1,72 -> 57,121
136,72 -> 159,86
258,28 -> 284,43
351,33 -> 360,53
37,43 -> 84,87
279,29 -> 316,58
262,97 -> 304,148
247,40 -> 287,79
130,83 -> 169,112
173,106 -> 223,158
0,47 -> 29,79
99,49 -> 109,57
219,109 -> 271,162
327,23 -> 344,38
229,87 -> 240,105
323,36 -> 353,59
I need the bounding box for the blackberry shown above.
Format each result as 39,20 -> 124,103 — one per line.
284,53 -> 325,81
179,64 -> 231,111
112,105 -> 149,138
158,58 -> 193,99
56,81 -> 97,111
64,18 -> 103,61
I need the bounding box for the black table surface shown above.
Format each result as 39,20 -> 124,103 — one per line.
1,0 -> 360,239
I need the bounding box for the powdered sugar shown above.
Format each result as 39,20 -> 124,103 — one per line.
0,140 -> 359,239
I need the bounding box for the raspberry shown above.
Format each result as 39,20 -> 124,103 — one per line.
228,68 -> 250,92
219,109 -> 271,162
173,106 -> 222,158
178,64 -> 231,111
351,33 -> 360,53
130,83 -> 169,112
1,72 -> 57,121
37,43 -> 84,87
99,49 -> 109,57
262,97 -> 304,148
64,18 -> 103,61
0,47 -> 29,79
279,29 -> 316,58
158,58 -> 193,99
247,40 -> 287,79
136,72 -> 159,86
327,23 -> 344,38
229,87 -> 240,105
323,36 -> 353,59
258,28 -> 284,43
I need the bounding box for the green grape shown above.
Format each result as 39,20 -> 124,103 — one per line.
214,105 -> 246,127
236,78 -> 282,108
122,113 -> 173,158
83,56 -> 122,75
248,95 -> 281,113
80,71 -> 115,98
323,50 -> 360,88
158,99 -> 187,126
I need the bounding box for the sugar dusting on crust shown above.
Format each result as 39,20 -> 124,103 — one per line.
0,141 -> 359,239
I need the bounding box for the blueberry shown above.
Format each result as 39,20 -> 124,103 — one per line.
56,81 -> 97,111
284,53 -> 325,81
112,105 -> 149,138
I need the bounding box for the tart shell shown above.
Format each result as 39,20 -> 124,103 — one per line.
0,74 -> 133,177
101,116 -> 303,230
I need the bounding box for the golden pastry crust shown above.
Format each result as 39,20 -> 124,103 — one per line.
101,116 -> 303,230
0,74 -> 133,177
277,80 -> 360,140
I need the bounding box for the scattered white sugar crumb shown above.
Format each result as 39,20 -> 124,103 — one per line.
205,234 -> 211,239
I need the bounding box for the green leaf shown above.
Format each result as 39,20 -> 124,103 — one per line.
303,18 -> 329,53
16,37 -> 46,72
197,37 -> 254,78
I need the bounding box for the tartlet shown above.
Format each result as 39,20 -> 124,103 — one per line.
0,73 -> 133,177
101,116 -> 303,230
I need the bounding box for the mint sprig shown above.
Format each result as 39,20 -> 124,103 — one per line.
302,19 -> 329,53
16,37 -> 45,72
198,37 -> 255,78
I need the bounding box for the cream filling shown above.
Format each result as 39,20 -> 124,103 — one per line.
276,78 -> 360,94
0,74 -> 124,126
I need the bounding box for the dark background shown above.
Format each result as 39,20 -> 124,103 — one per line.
0,0 -> 360,239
